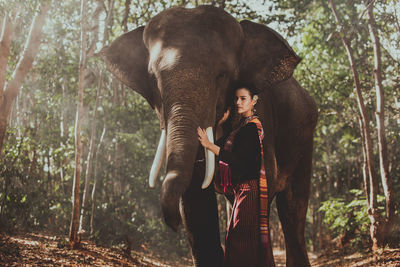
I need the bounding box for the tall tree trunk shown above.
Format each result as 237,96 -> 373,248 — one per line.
77,0 -> 103,235
90,126 -> 106,235
346,159 -> 351,190
365,0 -> 394,214
364,0 -> 397,244
325,134 -> 332,192
111,77 -> 121,202
60,76 -> 67,139
313,200 -> 321,252
113,142 -> 122,199
0,15 -> 14,102
29,113 -> 38,176
79,70 -> 103,234
86,0 -> 103,58
329,0 -> 382,250
69,0 -> 88,249
121,83 -> 126,107
59,77 -> 66,184
88,0 -> 115,234
316,176 -> 323,251
103,0 -> 115,46
358,115 -> 370,204
47,148 -> 52,195
122,0 -> 131,33
0,1 -> 50,153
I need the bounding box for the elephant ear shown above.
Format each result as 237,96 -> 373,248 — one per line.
98,26 -> 160,109
239,20 -> 301,86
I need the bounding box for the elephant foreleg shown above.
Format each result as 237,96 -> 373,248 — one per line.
181,166 -> 223,267
276,143 -> 313,267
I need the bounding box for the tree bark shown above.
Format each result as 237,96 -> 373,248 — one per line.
79,70 -> 103,234
90,125 -> 106,235
358,115 -> 370,206
86,0 -> 103,58
316,175 -> 324,251
364,0 -> 397,245
103,0 -> 115,46
0,1 -> 50,153
122,0 -> 131,33
0,15 -> 14,99
329,0 -> 382,250
325,134 -> 333,192
365,0 -> 396,221
69,0 -> 88,249
47,148 -> 52,196
346,159 -> 351,190
77,0 -> 103,235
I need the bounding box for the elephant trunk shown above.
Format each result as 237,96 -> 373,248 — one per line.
161,104 -> 202,231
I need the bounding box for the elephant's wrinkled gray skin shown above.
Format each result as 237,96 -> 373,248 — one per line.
99,5 -> 317,267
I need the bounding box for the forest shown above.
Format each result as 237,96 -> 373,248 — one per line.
0,0 -> 399,266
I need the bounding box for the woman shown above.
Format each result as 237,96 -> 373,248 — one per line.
197,82 -> 271,267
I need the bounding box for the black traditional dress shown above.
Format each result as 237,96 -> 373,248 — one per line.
217,116 -> 271,267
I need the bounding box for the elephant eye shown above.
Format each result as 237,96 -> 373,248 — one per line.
217,72 -> 228,80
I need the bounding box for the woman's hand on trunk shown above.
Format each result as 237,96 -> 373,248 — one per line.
197,127 -> 221,156
197,127 -> 211,149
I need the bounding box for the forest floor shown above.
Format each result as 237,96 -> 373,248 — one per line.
273,247 -> 400,267
1,231 -> 400,266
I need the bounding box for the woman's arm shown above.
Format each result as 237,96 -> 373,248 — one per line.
197,127 -> 221,155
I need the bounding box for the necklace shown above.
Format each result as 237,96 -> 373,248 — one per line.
241,114 -> 258,126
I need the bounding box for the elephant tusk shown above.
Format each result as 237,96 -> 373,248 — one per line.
149,130 -> 166,188
202,127 -> 215,189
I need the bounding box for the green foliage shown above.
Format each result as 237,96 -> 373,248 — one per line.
0,127 -> 71,233
319,189 -> 387,248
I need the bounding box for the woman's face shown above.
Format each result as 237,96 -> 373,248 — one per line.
235,88 -> 257,117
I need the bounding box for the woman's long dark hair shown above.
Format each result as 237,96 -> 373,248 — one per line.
231,81 -> 258,97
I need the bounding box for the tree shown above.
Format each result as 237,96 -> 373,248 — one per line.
328,0 -> 398,249
0,0 -> 51,153
69,0 -> 88,248
364,0 -> 397,242
328,0 -> 382,249
78,0 -> 105,236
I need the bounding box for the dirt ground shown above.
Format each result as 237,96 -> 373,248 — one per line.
273,246 -> 400,267
0,232 -> 191,267
1,232 -> 399,266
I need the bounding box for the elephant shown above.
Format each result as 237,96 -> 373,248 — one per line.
99,5 -> 318,267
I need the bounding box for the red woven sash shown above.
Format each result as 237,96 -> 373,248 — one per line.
249,117 -> 271,265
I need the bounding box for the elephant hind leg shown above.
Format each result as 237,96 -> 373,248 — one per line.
276,144 -> 313,267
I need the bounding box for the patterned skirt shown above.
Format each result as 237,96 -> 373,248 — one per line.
224,179 -> 265,267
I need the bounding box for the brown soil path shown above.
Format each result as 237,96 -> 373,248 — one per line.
0,232 -> 190,266
273,249 -> 318,266
273,247 -> 400,267
1,232 -> 399,266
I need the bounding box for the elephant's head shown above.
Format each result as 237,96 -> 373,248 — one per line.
99,5 -> 300,231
